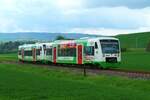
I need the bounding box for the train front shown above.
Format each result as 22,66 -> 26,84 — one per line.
98,38 -> 121,68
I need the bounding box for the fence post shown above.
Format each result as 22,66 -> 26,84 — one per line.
83,64 -> 86,77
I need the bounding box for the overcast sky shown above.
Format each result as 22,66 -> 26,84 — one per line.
0,0 -> 150,35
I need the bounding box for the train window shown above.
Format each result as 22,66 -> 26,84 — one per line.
100,40 -> 119,53
95,42 -> 98,49
43,45 -> 46,49
18,50 -> 21,55
58,48 -> 76,57
46,48 -> 52,55
24,51 -> 32,56
36,49 -> 41,55
84,46 -> 94,56
58,48 -> 61,56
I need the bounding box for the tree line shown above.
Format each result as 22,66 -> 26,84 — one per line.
0,35 -> 69,54
0,41 -> 36,54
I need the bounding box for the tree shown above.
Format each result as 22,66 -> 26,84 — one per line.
55,35 -> 66,40
0,41 -> 36,54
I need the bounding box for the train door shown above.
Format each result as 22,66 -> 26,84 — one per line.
22,49 -> 24,61
32,48 -> 36,62
94,42 -> 99,60
77,45 -> 83,64
43,45 -> 46,60
53,47 -> 57,63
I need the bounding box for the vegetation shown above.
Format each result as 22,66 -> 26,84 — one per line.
55,35 -> 73,40
0,62 -> 150,100
0,41 -> 36,54
116,49 -> 150,71
116,32 -> 150,48
55,35 -> 66,40
0,53 -> 18,62
146,39 -> 150,52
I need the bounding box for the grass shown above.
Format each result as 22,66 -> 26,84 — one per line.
0,53 -> 18,62
117,49 -> 150,71
116,31 -> 150,48
0,63 -> 150,100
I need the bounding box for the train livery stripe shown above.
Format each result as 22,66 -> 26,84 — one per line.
53,47 -> 57,63
77,45 -> 83,64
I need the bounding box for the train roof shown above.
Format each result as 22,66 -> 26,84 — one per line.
19,37 -> 119,48
79,37 -> 118,40
19,44 -> 36,49
52,37 -> 118,45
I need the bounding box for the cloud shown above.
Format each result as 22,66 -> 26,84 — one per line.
65,7 -> 148,29
65,7 -> 150,35
0,0 -> 150,35
86,0 -> 150,9
68,27 -> 150,36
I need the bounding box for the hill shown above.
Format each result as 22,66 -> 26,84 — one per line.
0,32 -> 100,42
116,32 -> 150,48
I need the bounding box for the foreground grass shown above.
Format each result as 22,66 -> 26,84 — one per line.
0,63 -> 150,100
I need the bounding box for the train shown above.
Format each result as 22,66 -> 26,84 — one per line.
18,37 -> 121,69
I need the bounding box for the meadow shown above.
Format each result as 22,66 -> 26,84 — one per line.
116,32 -> 150,48
118,49 -> 150,71
0,62 -> 150,100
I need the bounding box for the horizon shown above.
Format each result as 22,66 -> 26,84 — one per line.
0,0 -> 150,35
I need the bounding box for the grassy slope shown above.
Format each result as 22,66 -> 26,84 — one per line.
0,63 -> 150,100
116,32 -> 150,48
117,50 -> 150,71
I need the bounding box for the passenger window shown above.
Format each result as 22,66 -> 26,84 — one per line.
84,46 -> 94,56
95,42 -> 98,49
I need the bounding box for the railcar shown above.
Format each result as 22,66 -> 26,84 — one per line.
18,37 -> 121,68
18,43 -> 53,62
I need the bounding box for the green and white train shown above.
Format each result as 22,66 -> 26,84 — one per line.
18,37 -> 121,68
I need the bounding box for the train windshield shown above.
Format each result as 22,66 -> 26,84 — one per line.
100,40 -> 119,53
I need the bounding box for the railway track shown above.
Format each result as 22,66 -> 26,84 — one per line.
96,69 -> 150,79
1,60 -> 150,80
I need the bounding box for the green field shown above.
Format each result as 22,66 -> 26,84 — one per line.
0,53 -> 18,62
116,32 -> 150,48
118,50 -> 150,71
0,62 -> 150,100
